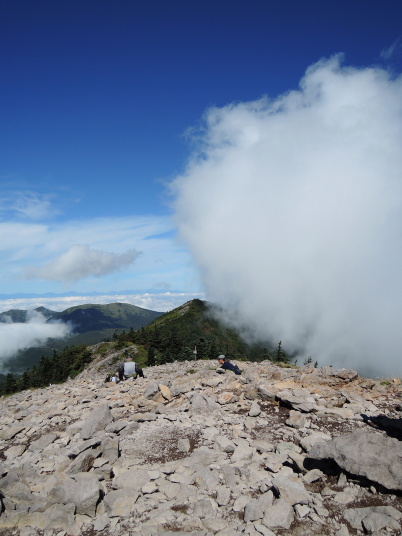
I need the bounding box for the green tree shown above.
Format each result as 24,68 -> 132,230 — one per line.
4,373 -> 17,394
147,346 -> 156,367
275,341 -> 288,363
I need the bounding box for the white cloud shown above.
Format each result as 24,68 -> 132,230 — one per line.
0,215 -> 201,293
172,55 -> 402,378
24,244 -> 142,282
0,311 -> 71,367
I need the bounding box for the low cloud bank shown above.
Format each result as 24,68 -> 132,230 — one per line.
172,56 -> 402,378
0,311 -> 71,370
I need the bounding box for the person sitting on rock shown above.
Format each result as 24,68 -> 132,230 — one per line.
118,356 -> 145,381
217,355 -> 242,375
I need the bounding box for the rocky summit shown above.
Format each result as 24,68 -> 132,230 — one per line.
1,353 -> 402,536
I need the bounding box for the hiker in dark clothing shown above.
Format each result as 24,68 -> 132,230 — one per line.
118,356 -> 145,381
217,355 -> 242,375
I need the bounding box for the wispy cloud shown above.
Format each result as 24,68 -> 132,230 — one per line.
0,190 -> 59,221
172,55 -> 402,377
380,38 -> 402,61
24,244 -> 142,282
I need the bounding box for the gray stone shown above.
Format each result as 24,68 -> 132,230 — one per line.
80,405 -> 113,440
143,382 -> 159,399
112,468 -> 150,490
191,393 -> 219,413
271,475 -> 310,505
48,473 -> 100,516
101,436 -> 119,464
257,385 -> 277,402
104,489 -> 139,517
253,522 -> 276,536
262,499 -> 294,530
215,435 -> 235,453
276,391 -> 317,413
131,412 -> 157,421
286,410 -> 307,429
249,401 -> 261,417
5,445 -> 26,460
309,431 -> 402,491
0,425 -> 25,440
216,485 -> 231,506
92,512 -> 110,531
244,500 -> 264,522
231,444 -> 254,463
29,433 -> 58,451
362,512 -> 400,532
300,431 -> 332,452
344,506 -> 402,530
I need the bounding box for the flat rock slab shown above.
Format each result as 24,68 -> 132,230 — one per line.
309,430 -> 402,491
80,405 -> 113,439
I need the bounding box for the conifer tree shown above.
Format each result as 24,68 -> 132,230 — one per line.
147,346 -> 156,367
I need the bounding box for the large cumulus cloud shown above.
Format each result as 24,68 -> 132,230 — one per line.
172,56 -> 402,377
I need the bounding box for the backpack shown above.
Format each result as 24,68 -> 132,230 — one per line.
118,363 -> 125,377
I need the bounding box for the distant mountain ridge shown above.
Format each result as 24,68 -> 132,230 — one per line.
0,302 -> 162,331
0,302 -> 163,372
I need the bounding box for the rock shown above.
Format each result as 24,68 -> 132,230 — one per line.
286,410 -> 307,429
216,485 -> 231,506
271,475 -> 310,505
253,522 -> 276,536
191,393 -> 219,413
257,385 -> 277,401
143,383 -> 159,399
104,489 -> 140,517
178,437 -> 191,452
249,401 -> 261,417
48,473 -> 100,516
244,500 -> 264,522
29,432 -> 58,451
300,431 -> 331,452
112,468 -> 150,490
344,506 -> 402,531
80,405 -> 113,439
159,384 -> 172,401
362,512 -> 400,532
1,358 -> 401,536
5,445 -> 26,460
309,431 -> 402,490
333,487 -> 358,504
217,392 -> 239,405
262,499 -> 294,530
0,425 -> 25,440
303,469 -> 324,484
215,435 -> 235,453
276,391 -> 317,413
231,444 -> 254,463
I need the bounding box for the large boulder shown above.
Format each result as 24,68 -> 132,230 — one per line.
80,405 -> 113,440
48,473 -> 100,516
309,430 -> 402,491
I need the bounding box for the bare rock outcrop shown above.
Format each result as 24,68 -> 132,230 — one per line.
308,430 -> 402,491
0,358 -> 401,535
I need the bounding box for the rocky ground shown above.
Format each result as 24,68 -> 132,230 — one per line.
0,350 -> 402,536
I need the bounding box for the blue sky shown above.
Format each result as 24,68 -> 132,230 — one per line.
1,0 -> 402,315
